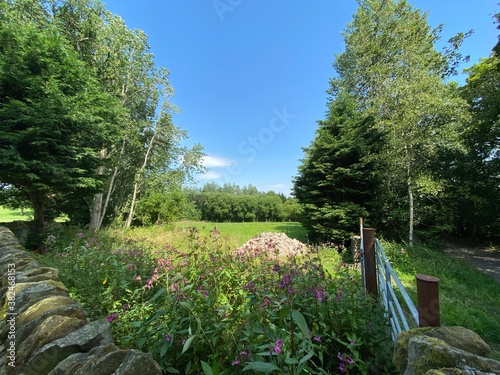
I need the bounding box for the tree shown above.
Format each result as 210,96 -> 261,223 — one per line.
32,0 -> 205,229
332,0 -> 469,244
456,11 -> 500,237
0,15 -> 120,248
294,93 -> 382,243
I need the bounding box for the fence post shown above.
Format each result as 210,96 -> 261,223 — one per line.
415,274 -> 440,327
362,228 -> 377,300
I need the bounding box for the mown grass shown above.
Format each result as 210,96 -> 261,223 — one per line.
0,206 -> 33,222
383,241 -> 500,359
109,221 -> 308,251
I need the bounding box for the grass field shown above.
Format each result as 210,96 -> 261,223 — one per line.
109,224 -> 500,358
0,206 -> 33,222
113,221 -> 309,250
29,218 -> 500,361
383,241 -> 500,359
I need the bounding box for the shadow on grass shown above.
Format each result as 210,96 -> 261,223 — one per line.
274,223 -> 308,243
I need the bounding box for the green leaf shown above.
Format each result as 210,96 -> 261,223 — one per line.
160,342 -> 168,358
164,367 -> 180,374
292,310 -> 309,337
299,349 -> 315,365
182,335 -> 196,354
201,360 -> 214,375
242,362 -> 279,372
285,358 -> 299,365
179,301 -> 193,311
278,305 -> 291,320
149,288 -> 166,302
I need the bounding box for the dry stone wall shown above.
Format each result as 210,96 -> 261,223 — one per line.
393,326 -> 500,374
0,226 -> 161,375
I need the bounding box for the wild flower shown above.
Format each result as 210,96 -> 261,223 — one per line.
315,286 -> 326,302
339,362 -> 346,373
166,334 -> 171,342
231,356 -> 240,365
107,312 -> 118,323
278,274 -> 291,289
273,339 -> 283,354
313,336 -> 321,343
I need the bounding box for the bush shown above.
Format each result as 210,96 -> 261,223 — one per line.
37,227 -> 395,374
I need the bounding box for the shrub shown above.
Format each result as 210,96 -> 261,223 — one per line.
38,227 -> 395,374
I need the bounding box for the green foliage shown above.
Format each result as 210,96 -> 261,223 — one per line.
135,189 -> 194,225
187,184 -> 300,223
0,12 -> 121,234
456,34 -> 500,238
329,0 -> 470,243
38,226 -> 395,374
294,93 -> 383,243
383,240 -> 500,356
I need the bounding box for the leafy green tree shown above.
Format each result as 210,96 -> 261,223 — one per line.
332,0 -> 469,244
0,15 -> 120,247
456,12 -> 500,237
281,198 -> 303,222
294,93 -> 382,243
28,0 -> 203,229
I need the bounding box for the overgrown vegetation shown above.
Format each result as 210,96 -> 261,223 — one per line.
37,224 -> 395,374
294,0 -> 500,244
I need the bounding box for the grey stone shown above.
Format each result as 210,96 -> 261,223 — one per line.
425,326 -> 491,357
114,350 -> 163,375
405,336 -> 500,375
12,280 -> 69,315
17,315 -> 87,364
12,266 -> 59,284
47,352 -> 91,375
17,295 -> 77,326
16,304 -> 88,345
25,318 -> 114,375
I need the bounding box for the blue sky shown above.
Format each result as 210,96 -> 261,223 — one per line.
102,0 -> 499,196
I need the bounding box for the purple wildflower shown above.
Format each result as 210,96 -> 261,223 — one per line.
273,339 -> 283,354
166,334 -> 171,342
231,356 -> 240,366
313,336 -> 321,343
278,274 -> 291,289
316,287 -> 326,302
107,312 -> 118,323
339,362 -> 346,373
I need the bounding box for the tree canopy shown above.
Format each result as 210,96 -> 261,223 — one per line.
0,0 -> 204,248
294,0 -> 500,244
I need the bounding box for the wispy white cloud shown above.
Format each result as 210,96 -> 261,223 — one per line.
197,172 -> 222,180
202,155 -> 232,168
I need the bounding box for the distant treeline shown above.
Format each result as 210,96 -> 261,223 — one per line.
133,183 -> 302,225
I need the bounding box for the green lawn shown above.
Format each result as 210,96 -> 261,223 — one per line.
116,221 -> 309,251
0,206 -> 33,222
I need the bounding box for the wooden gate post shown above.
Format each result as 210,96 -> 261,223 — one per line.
415,274 -> 440,327
362,228 -> 377,300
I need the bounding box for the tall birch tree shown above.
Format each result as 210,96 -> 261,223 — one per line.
332,0 -> 469,244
